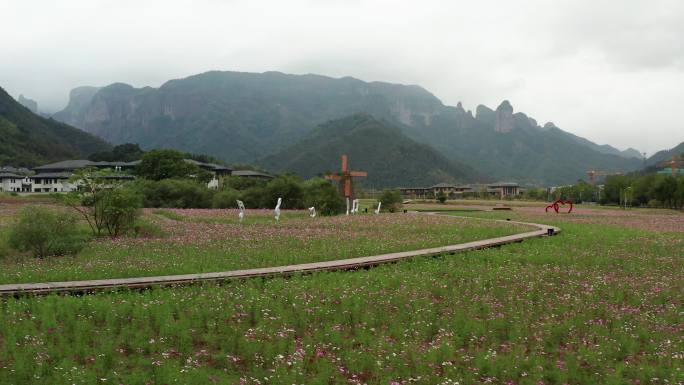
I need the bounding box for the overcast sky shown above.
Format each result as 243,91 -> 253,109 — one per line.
2,0 -> 683,155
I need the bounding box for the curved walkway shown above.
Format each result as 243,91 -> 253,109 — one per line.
0,213 -> 560,296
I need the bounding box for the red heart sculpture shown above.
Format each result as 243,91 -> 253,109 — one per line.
545,199 -> 573,214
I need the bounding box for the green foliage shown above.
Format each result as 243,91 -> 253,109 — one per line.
260,114 -> 480,188
379,189 -> 402,212
0,86 -> 110,167
239,186 -> 267,209
212,189 -> 241,209
8,206 -> 89,258
50,72 -> 644,185
89,143 -> 145,162
98,187 -> 143,236
1,212 -> 682,383
131,218 -> 165,238
262,175 -> 304,209
135,149 -> 211,182
62,168 -> 142,236
221,175 -> 267,191
559,173 -> 684,208
552,181 -> 598,203
302,178 -> 345,215
522,187 -> 548,201
134,179 -> 213,208
436,191 -> 447,203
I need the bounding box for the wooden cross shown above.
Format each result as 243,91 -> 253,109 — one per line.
325,155 -> 367,198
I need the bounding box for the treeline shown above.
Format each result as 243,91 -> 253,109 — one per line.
132,175 -> 346,215
88,143 -> 227,166
110,149 -> 347,215
544,174 -> 684,208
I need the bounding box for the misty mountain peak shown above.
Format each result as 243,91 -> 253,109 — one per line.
496,100 -> 513,113
495,100 -> 514,133
17,94 -> 38,113
543,122 -> 558,130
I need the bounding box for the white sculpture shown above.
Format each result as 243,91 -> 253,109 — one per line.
274,197 -> 282,222
351,199 -> 359,214
236,200 -> 246,222
346,198 -> 350,216
309,206 -> 316,218
374,201 -> 382,214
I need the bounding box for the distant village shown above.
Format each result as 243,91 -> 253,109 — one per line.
0,160 -> 274,194
1,158 -> 524,199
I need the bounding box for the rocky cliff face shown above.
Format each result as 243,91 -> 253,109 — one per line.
51,70 -> 643,184
53,71 -> 445,162
17,94 -> 38,113
52,86 -> 102,127
494,100 -> 515,133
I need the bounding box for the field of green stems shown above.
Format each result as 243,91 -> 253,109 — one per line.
0,205 -> 526,284
0,203 -> 682,384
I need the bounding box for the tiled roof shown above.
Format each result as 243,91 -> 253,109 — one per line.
232,170 -> 273,178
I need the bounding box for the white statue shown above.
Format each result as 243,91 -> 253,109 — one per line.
351,199 -> 359,214
236,200 -> 246,222
374,201 -> 382,214
309,206 -> 316,218
346,198 -> 350,216
274,197 -> 282,222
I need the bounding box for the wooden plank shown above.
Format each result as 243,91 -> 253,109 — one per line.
0,213 -> 560,296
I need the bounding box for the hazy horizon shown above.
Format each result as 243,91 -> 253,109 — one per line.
2,0 -> 683,155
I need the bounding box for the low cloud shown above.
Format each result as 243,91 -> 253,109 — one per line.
1,0 -> 682,154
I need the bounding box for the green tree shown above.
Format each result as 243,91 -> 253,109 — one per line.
62,168 -> 142,236
379,189 -> 402,212
133,179 -> 213,209
303,178 -> 345,215
89,143 -> 145,162
135,149 -> 211,182
212,189 -> 241,209
653,175 -> 678,208
221,175 -> 267,191
9,206 -> 89,258
436,191 -> 447,204
262,175 -> 305,209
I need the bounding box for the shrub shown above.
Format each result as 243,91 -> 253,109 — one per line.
99,187 -> 143,236
436,191 -> 447,204
221,176 -> 267,191
135,149 -> 211,182
134,179 -> 213,208
0,230 -> 11,259
240,186 -> 267,209
8,206 -> 89,258
212,189 -> 241,209
262,175 -> 305,209
131,218 -> 166,238
303,178 -> 345,215
379,189 -> 402,213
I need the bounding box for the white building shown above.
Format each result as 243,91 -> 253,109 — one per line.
1,159 -> 250,193
0,173 -> 29,192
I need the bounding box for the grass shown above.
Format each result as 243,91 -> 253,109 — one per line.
0,207 -> 527,284
0,203 -> 682,384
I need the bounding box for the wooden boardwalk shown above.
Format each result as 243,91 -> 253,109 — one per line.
0,213 -> 560,296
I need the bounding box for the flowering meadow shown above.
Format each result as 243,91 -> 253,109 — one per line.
0,203 -> 683,384
0,206 -> 525,284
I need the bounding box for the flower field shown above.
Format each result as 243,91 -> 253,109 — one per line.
0,203 -> 683,384
0,206 -> 526,284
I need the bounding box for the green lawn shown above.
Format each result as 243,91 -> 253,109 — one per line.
0,208 -> 527,284
1,206 -> 682,384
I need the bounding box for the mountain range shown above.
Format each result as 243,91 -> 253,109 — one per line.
0,87 -> 110,167
6,70 -> 651,185
260,114 -> 481,187
646,141 -> 684,166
